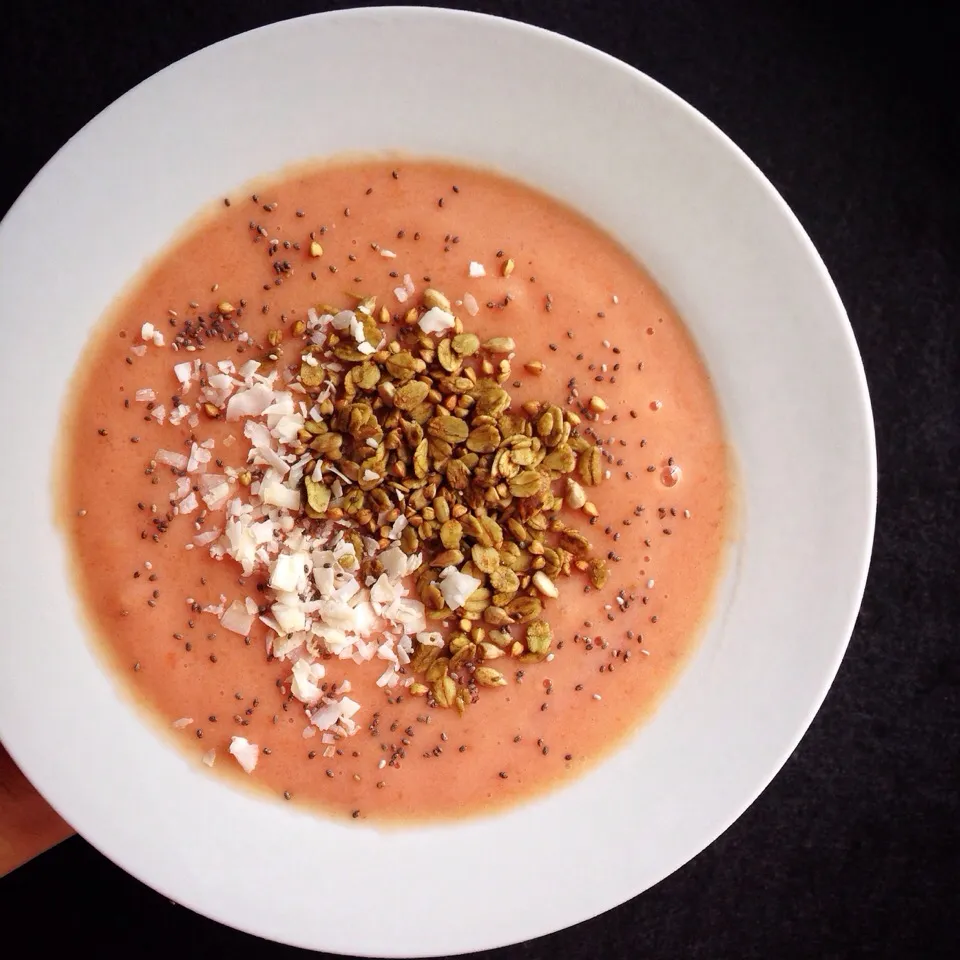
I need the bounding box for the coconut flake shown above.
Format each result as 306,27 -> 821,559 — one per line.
238,359 -> 261,380
249,519 -> 276,545
270,552 -> 309,593
290,659 -> 326,703
438,565 -> 482,611
392,598 -> 426,634
418,307 -> 455,334
202,594 -> 227,616
369,574 -> 400,609
155,448 -> 189,471
272,413 -> 304,444
186,442 -> 211,473
263,392 -> 295,417
417,631 -> 445,648
272,600 -> 306,635
378,545 -> 410,580
226,382 -> 275,420
167,404 -> 191,426
245,420 -> 273,450
376,664 -> 397,687
468,261 -> 486,278
194,528 -> 221,546
221,599 -> 255,636
202,482 -> 231,511
135,388 -> 156,403
311,625 -> 350,656
228,736 -> 259,774
330,310 -> 355,331
271,631 -> 305,660
310,701 -> 342,731
174,361 -> 194,385
260,477 -> 300,511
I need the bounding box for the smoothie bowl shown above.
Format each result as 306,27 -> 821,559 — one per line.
0,8 -> 875,956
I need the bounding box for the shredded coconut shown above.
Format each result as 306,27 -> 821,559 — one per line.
228,736 -> 259,774
418,307 -> 455,334
438,566 -> 482,611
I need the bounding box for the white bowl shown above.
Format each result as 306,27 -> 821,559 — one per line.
0,7 -> 875,956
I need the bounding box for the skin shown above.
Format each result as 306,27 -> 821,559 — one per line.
0,746 -> 73,875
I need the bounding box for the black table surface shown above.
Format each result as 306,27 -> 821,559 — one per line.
2,2 -> 957,957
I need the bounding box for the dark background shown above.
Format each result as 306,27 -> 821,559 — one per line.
2,1 -> 957,957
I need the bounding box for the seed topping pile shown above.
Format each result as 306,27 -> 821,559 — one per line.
155,284 -> 613,754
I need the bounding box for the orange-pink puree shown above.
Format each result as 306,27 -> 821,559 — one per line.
60,160 -> 728,821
